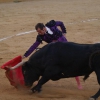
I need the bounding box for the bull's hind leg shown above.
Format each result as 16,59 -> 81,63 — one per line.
90,68 -> 100,100
90,89 -> 100,100
90,53 -> 100,100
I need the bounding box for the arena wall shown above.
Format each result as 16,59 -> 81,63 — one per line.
0,0 -> 32,3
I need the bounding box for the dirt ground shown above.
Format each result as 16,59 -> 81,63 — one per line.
0,0 -> 100,100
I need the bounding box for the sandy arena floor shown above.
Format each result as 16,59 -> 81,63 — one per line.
0,0 -> 100,100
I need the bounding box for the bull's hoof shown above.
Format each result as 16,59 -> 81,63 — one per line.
89,97 -> 97,100
31,88 -> 42,93
31,85 -> 42,93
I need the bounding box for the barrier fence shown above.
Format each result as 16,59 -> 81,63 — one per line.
0,0 -> 32,3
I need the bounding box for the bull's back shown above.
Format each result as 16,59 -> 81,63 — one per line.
49,42 -> 92,59
29,42 -> 100,70
30,42 -> 93,63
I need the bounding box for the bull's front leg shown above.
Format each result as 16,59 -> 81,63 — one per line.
31,76 -> 50,93
31,65 -> 60,93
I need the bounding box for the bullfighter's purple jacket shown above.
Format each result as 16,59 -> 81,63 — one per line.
24,21 -> 67,57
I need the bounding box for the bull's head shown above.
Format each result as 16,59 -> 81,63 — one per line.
9,61 -> 40,87
22,62 -> 40,87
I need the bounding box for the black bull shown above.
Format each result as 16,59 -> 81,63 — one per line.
22,42 -> 100,100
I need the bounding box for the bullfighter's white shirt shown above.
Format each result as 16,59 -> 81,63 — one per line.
46,27 -> 53,35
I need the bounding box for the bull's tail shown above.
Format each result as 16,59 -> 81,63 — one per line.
84,50 -> 100,81
89,50 -> 100,69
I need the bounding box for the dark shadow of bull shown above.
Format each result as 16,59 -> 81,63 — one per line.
11,42 -> 100,100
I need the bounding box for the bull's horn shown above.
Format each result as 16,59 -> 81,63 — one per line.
9,61 -> 25,70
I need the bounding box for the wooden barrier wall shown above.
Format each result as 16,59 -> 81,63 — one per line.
0,0 -> 31,3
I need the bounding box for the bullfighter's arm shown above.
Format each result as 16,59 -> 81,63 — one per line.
55,21 -> 67,34
23,34 -> 43,57
23,41 -> 40,57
